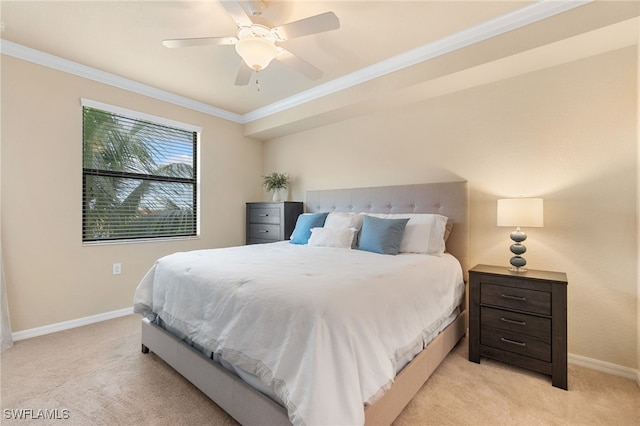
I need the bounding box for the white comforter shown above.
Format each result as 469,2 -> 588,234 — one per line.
133,241 -> 464,426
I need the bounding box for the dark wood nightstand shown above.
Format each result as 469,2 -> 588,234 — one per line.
468,264 -> 568,390
246,202 -> 303,245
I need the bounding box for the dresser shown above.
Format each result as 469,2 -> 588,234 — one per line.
468,264 -> 568,389
246,201 -> 303,245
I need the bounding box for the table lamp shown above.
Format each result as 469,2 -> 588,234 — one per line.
497,198 -> 544,272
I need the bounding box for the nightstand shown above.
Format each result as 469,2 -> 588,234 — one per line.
246,201 -> 303,245
468,264 -> 568,390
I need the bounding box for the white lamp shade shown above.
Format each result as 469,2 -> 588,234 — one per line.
497,198 -> 544,227
235,37 -> 278,71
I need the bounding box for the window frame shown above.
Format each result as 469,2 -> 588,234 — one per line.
81,98 -> 201,245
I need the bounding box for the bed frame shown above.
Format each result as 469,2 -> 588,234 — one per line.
140,181 -> 468,425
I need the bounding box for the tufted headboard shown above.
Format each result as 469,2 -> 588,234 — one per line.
305,181 -> 468,274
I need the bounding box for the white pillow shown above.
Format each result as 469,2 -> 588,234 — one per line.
324,212 -> 364,231
308,227 -> 357,249
324,212 -> 364,248
367,213 -> 448,255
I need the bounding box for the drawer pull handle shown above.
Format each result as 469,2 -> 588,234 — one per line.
501,317 -> 526,326
258,230 -> 269,233
501,294 -> 526,302
258,214 -> 269,217
501,337 -> 526,347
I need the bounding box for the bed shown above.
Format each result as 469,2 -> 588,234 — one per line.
134,181 -> 468,426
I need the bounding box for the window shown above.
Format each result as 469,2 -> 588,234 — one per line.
82,99 -> 200,243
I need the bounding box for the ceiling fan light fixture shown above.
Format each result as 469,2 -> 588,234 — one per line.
235,36 -> 278,71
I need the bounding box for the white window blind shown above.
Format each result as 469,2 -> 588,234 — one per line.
82,101 -> 199,242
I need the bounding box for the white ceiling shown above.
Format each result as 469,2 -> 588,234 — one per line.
1,1 -> 639,136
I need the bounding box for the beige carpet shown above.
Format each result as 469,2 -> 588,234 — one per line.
1,314 -> 638,425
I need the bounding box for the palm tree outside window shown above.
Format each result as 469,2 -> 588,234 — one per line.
82,100 -> 200,242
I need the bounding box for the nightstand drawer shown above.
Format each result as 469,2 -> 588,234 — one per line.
248,208 -> 281,224
481,307 -> 550,342
246,202 -> 303,245
248,224 -> 280,240
469,265 -> 568,389
481,283 -> 550,315
481,326 -> 551,362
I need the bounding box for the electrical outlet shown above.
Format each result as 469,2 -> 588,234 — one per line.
112,263 -> 122,275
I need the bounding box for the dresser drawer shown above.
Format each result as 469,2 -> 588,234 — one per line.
481,307 -> 550,342
481,326 -> 551,362
247,224 -> 280,241
481,283 -> 550,315
246,202 -> 303,245
248,207 -> 281,224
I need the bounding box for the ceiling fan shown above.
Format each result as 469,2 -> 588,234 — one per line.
163,0 -> 340,86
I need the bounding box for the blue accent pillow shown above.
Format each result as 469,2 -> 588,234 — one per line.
358,215 -> 410,255
289,212 -> 329,245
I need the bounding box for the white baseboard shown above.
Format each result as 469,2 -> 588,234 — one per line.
11,307 -> 133,341
568,353 -> 639,383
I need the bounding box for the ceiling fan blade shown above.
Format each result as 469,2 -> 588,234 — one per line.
162,37 -> 237,48
234,61 -> 253,86
219,0 -> 253,27
276,49 -> 323,81
271,11 -> 339,41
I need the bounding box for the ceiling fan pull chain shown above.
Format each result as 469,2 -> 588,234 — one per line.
255,70 -> 261,92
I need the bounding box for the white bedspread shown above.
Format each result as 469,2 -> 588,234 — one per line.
133,241 -> 464,426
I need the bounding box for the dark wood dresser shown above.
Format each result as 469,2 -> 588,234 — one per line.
246,201 -> 303,245
468,264 -> 568,389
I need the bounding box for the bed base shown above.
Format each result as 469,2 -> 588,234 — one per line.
140,310 -> 467,426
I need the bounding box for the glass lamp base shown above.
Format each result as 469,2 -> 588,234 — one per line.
506,228 -> 530,273
509,254 -> 527,272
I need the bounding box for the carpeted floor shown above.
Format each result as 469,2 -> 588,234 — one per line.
1,314 -> 639,425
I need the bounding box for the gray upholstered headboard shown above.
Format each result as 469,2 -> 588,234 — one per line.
305,182 -> 468,274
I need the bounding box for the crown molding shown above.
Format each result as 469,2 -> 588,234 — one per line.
244,0 -> 592,122
0,0 -> 591,126
0,39 -> 244,123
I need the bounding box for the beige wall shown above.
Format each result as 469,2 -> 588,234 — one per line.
264,47 -> 638,369
637,31 -> 640,381
1,56 -> 263,332
1,41 -> 637,371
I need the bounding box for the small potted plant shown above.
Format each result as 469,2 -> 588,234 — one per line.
262,172 -> 290,201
